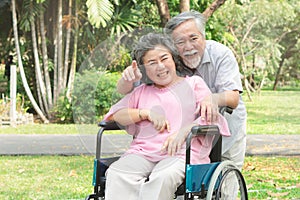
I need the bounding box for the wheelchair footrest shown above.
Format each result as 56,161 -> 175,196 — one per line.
186,162 -> 221,193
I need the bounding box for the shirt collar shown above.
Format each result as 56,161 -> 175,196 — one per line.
200,48 -> 211,65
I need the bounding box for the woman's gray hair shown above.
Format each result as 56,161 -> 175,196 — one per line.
164,10 -> 207,37
132,33 -> 181,83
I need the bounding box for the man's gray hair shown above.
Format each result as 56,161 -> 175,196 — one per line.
164,10 -> 207,37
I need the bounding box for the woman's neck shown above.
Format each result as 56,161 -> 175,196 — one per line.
154,76 -> 184,89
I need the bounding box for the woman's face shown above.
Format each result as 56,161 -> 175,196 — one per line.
172,19 -> 206,69
143,45 -> 178,88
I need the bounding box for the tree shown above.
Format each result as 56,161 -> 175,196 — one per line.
11,0 -> 49,122
202,0 -> 227,18
180,0 -> 190,12
154,0 -> 170,27
10,0 -> 117,120
216,0 -> 299,98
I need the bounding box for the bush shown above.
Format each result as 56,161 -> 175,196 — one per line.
51,93 -> 73,123
71,70 -> 123,124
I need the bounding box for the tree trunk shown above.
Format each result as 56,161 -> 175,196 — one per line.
63,0 -> 72,89
53,33 -> 58,103
180,0 -> 190,12
202,0 -> 227,18
11,0 -> 49,123
31,20 -> 49,116
35,68 -> 45,114
57,0 -> 64,97
66,0 -> 78,103
273,57 -> 285,91
39,3 -> 53,109
154,0 -> 170,27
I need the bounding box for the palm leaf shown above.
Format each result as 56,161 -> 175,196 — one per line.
86,0 -> 114,28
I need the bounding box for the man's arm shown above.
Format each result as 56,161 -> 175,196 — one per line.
200,90 -> 239,124
116,60 -> 142,95
116,77 -> 135,95
213,90 -> 239,108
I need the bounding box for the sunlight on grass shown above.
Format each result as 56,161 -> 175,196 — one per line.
243,156 -> 300,199
0,155 -> 299,199
244,90 -> 300,134
0,156 -> 94,199
0,124 -> 100,135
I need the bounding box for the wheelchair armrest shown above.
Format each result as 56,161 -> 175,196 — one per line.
191,125 -> 220,136
98,120 -> 121,130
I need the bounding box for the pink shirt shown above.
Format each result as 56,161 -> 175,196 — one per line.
104,76 -> 230,164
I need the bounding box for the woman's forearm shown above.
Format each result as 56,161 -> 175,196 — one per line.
112,108 -> 149,126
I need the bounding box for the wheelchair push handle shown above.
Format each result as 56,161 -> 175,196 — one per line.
219,106 -> 233,115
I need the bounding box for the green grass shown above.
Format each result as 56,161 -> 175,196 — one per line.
244,90 -> 300,134
243,156 -> 300,199
0,90 -> 299,135
0,124 -> 99,135
0,155 -> 299,199
0,156 -> 93,200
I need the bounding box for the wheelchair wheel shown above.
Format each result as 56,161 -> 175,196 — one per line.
206,160 -> 248,200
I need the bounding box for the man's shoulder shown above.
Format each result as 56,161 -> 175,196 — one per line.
206,40 -> 231,52
205,40 -> 234,58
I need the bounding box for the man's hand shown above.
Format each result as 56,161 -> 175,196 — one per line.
117,60 -> 143,94
200,94 -> 219,124
122,60 -> 142,82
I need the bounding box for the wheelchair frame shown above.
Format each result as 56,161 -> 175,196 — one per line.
86,107 -> 248,200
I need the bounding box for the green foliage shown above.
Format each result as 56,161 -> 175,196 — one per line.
72,70 -> 123,124
86,0 -> 114,28
108,45 -> 132,72
0,94 -> 29,117
108,1 -> 141,37
94,72 -> 123,119
51,93 -> 73,123
134,0 -> 161,28
19,0 -> 45,31
214,0 -> 299,90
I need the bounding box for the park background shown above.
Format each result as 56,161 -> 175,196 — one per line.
0,0 -> 299,199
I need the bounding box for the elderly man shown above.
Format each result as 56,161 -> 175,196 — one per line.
117,10 -> 247,170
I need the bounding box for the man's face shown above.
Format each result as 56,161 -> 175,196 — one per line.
172,19 -> 206,69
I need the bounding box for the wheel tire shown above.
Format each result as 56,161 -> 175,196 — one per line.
205,161 -> 248,200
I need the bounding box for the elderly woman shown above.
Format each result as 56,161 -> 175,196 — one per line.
103,33 -> 230,200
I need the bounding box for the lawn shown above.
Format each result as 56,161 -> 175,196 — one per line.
0,155 -> 299,199
244,90 -> 300,134
0,90 -> 300,135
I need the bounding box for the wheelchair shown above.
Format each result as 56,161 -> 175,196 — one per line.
86,107 -> 248,200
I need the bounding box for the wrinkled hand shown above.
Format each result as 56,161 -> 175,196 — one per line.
122,60 -> 142,82
147,111 -> 170,133
200,94 -> 219,124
